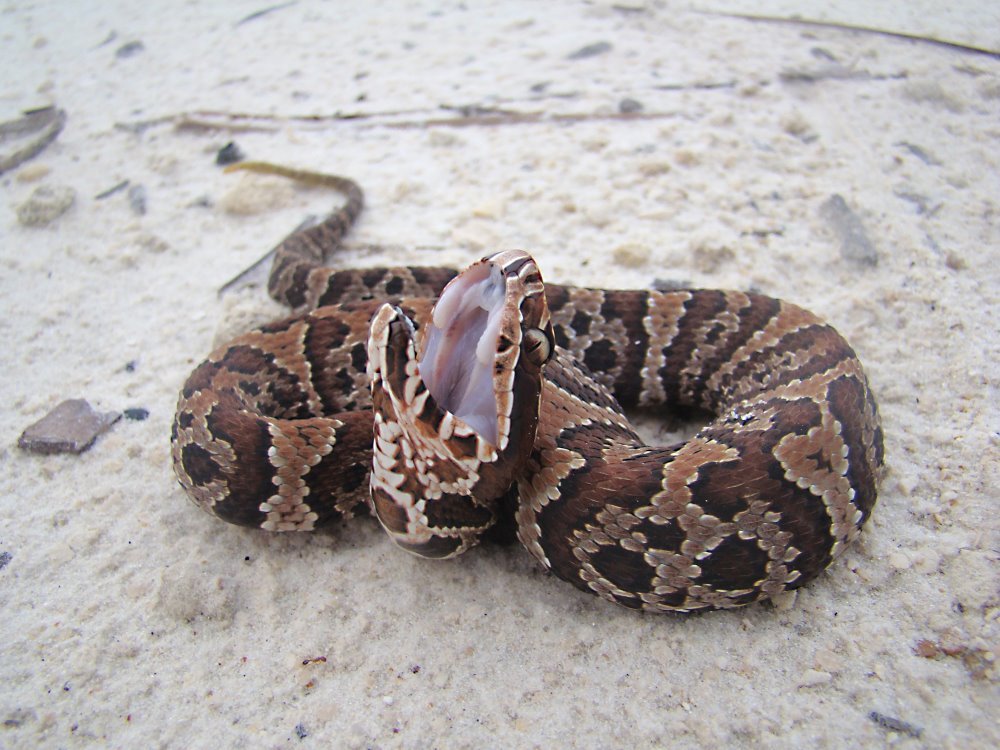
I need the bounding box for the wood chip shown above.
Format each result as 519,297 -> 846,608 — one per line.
0,106 -> 67,175
18,399 -> 121,454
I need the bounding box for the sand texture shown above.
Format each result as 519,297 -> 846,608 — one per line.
1,1 -> 998,748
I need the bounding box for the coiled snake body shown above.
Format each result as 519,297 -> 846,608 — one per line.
172,164 -> 884,613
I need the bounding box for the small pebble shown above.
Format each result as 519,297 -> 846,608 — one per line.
811,47 -> 838,62
897,141 -> 940,166
652,278 -> 692,291
638,160 -> 671,177
16,163 -> 50,182
619,98 -> 644,114
818,194 -> 879,267
128,184 -> 147,215
18,399 -> 120,454
780,111 -> 816,141
1,708 -> 35,729
16,185 -> 76,226
115,40 -> 145,59
869,711 -> 922,738
471,198 -> 504,220
568,41 -> 612,60
123,407 -> 150,421
216,142 -> 244,166
945,251 -> 967,270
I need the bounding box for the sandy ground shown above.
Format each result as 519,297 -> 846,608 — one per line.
1,1 -> 998,748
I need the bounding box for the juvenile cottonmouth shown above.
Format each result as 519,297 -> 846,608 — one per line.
171,163 -> 884,613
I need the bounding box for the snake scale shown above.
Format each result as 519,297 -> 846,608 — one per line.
171,163 -> 884,613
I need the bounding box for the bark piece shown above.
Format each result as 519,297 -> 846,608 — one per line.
18,399 -> 121,454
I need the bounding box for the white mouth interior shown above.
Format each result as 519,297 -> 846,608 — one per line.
419,262 -> 505,446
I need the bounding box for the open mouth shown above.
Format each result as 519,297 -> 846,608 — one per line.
418,261 -> 506,446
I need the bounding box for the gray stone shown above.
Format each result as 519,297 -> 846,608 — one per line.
568,41 -> 611,60
819,194 -> 879,267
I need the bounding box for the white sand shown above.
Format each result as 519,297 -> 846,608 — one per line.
2,1 -> 997,747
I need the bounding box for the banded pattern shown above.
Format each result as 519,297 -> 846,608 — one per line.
171,164 -> 883,612
516,289 -> 883,611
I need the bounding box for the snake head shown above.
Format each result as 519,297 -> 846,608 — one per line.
366,250 -> 552,558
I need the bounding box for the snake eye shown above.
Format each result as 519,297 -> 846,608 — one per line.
522,327 -> 552,367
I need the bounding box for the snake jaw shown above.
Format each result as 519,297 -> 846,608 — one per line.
419,260 -> 505,447
366,251 -> 552,558
413,250 -> 552,454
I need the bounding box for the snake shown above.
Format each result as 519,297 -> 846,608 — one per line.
171,162 -> 885,613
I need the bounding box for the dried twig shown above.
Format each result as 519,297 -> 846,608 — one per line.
235,1 -> 297,27
700,11 -> 1000,59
